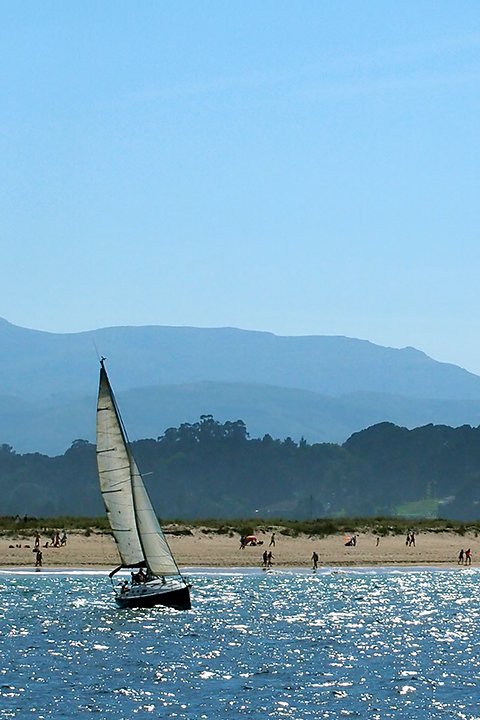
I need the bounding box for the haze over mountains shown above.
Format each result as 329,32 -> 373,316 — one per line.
2,317 -> 480,455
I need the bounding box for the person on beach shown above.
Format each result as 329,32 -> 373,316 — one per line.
465,548 -> 472,565
262,550 -> 268,567
458,549 -> 464,564
60,531 -> 67,546
269,533 -> 276,547
34,532 -> 40,550
406,531 -> 415,547
311,551 -> 318,570
35,549 -> 42,567
267,551 -> 274,567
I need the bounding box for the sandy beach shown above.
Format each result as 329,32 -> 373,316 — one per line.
0,526 -> 477,570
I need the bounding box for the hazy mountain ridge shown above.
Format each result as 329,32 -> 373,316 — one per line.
2,318 -> 480,454
2,317 -> 480,399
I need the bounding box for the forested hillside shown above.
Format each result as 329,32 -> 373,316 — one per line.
2,416 -> 480,521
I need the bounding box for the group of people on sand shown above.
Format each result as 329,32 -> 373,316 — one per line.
241,532 -> 276,550
240,535 -> 264,549
263,548 -> 319,570
458,548 -> 472,565
261,544 -> 319,571
241,531 -> 478,570
31,530 -> 67,567
35,530 -> 67,549
48,530 -> 67,548
262,550 -> 275,567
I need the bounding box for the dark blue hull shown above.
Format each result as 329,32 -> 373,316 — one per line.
115,584 -> 191,611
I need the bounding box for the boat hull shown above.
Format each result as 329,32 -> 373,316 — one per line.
115,583 -> 191,611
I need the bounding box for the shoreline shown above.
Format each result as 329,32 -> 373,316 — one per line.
0,565 -> 476,575
0,564 -> 474,576
0,527 -> 477,570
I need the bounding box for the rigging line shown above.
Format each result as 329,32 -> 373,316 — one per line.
92,338 -> 103,363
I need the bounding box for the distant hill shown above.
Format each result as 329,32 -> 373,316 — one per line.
2,318 -> 480,454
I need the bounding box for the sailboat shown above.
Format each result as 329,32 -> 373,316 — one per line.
96,359 -> 191,610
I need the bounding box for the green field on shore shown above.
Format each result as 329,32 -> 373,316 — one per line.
1,515 -> 479,538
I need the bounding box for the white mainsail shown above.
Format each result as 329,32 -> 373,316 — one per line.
96,363 -> 178,576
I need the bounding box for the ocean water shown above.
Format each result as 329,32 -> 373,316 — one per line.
0,567 -> 479,719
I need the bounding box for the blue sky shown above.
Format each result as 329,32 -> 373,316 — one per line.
2,2 -> 480,371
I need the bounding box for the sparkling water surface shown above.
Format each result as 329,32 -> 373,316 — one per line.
1,567 -> 479,718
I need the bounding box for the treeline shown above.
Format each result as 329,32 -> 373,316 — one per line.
1,516 -> 479,538
1,415 -> 480,520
